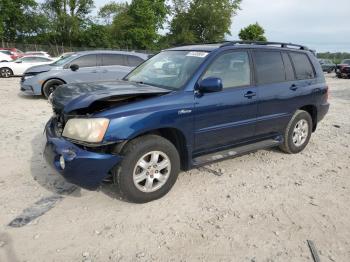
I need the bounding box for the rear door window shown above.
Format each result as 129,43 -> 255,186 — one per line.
127,55 -> 144,67
289,52 -> 315,79
253,51 -> 285,84
71,55 -> 97,68
282,52 -> 295,81
102,54 -> 126,66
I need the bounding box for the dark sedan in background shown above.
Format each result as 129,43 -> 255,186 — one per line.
336,59 -> 350,79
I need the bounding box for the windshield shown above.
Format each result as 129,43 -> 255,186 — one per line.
125,50 -> 209,90
51,53 -> 77,66
342,59 -> 350,65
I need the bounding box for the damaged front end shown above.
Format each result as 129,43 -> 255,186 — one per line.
50,80 -> 170,147
44,117 -> 122,189
44,80 -> 171,189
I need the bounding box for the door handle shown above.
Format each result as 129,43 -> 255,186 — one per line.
290,84 -> 298,91
244,91 -> 256,98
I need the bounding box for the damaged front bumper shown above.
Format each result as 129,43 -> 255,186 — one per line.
44,118 -> 122,190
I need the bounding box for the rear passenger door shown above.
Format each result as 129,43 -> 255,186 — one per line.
100,54 -> 137,80
253,50 -> 316,137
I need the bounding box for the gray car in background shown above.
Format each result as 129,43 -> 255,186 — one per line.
318,59 -> 336,73
20,50 -> 149,98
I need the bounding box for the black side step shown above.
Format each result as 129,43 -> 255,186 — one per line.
193,138 -> 282,166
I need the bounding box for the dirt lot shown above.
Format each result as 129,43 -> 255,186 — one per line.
0,75 -> 349,262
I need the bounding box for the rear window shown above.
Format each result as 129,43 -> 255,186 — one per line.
254,51 -> 285,84
290,52 -> 315,79
102,54 -> 126,66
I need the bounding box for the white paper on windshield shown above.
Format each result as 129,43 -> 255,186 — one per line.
186,51 -> 208,58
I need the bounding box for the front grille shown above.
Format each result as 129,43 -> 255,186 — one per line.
53,113 -> 65,137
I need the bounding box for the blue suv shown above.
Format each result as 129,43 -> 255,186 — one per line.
44,41 -> 329,203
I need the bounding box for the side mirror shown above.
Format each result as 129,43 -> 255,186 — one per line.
70,64 -> 79,71
197,77 -> 223,93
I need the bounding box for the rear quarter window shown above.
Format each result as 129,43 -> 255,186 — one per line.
127,55 -> 144,67
253,51 -> 286,84
290,52 -> 315,79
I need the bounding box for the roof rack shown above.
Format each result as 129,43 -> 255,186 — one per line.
220,41 -> 309,51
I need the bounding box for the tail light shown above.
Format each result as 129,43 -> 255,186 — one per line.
326,85 -> 329,102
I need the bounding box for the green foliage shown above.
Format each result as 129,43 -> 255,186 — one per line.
1,0 -> 241,50
99,2 -> 128,25
0,0 -> 39,41
1,0 -> 242,50
239,22 -> 267,41
166,0 -> 241,45
78,23 -> 114,48
111,0 -> 168,50
42,0 -> 94,46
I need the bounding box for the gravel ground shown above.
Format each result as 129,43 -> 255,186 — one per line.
0,74 -> 349,262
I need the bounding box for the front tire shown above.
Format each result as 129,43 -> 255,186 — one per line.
279,110 -> 312,154
42,79 -> 64,98
0,67 -> 13,78
112,135 -> 180,203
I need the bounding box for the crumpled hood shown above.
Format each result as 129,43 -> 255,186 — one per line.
25,64 -> 53,74
51,80 -> 171,113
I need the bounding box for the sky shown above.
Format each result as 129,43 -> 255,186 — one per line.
95,0 -> 350,52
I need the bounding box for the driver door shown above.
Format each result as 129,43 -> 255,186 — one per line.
64,54 -> 100,83
194,50 -> 258,153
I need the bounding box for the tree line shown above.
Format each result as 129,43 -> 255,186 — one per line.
317,52 -> 350,64
0,0 -> 268,51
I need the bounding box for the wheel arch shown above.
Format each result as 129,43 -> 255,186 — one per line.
118,127 -> 190,170
0,67 -> 13,76
299,105 -> 317,132
41,78 -> 66,95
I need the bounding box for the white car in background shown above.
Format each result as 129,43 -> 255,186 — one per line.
0,56 -> 54,78
0,51 -> 13,62
24,51 -> 51,58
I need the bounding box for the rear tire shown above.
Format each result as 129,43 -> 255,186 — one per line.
0,67 -> 13,78
279,110 -> 312,154
42,79 -> 64,98
112,135 -> 180,203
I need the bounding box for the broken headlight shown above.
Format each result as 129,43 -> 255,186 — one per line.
62,118 -> 110,143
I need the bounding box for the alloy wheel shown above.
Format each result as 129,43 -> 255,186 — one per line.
133,151 -> 171,193
292,119 -> 309,147
0,68 -> 12,78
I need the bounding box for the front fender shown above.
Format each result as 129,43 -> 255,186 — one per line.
103,108 -> 193,143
